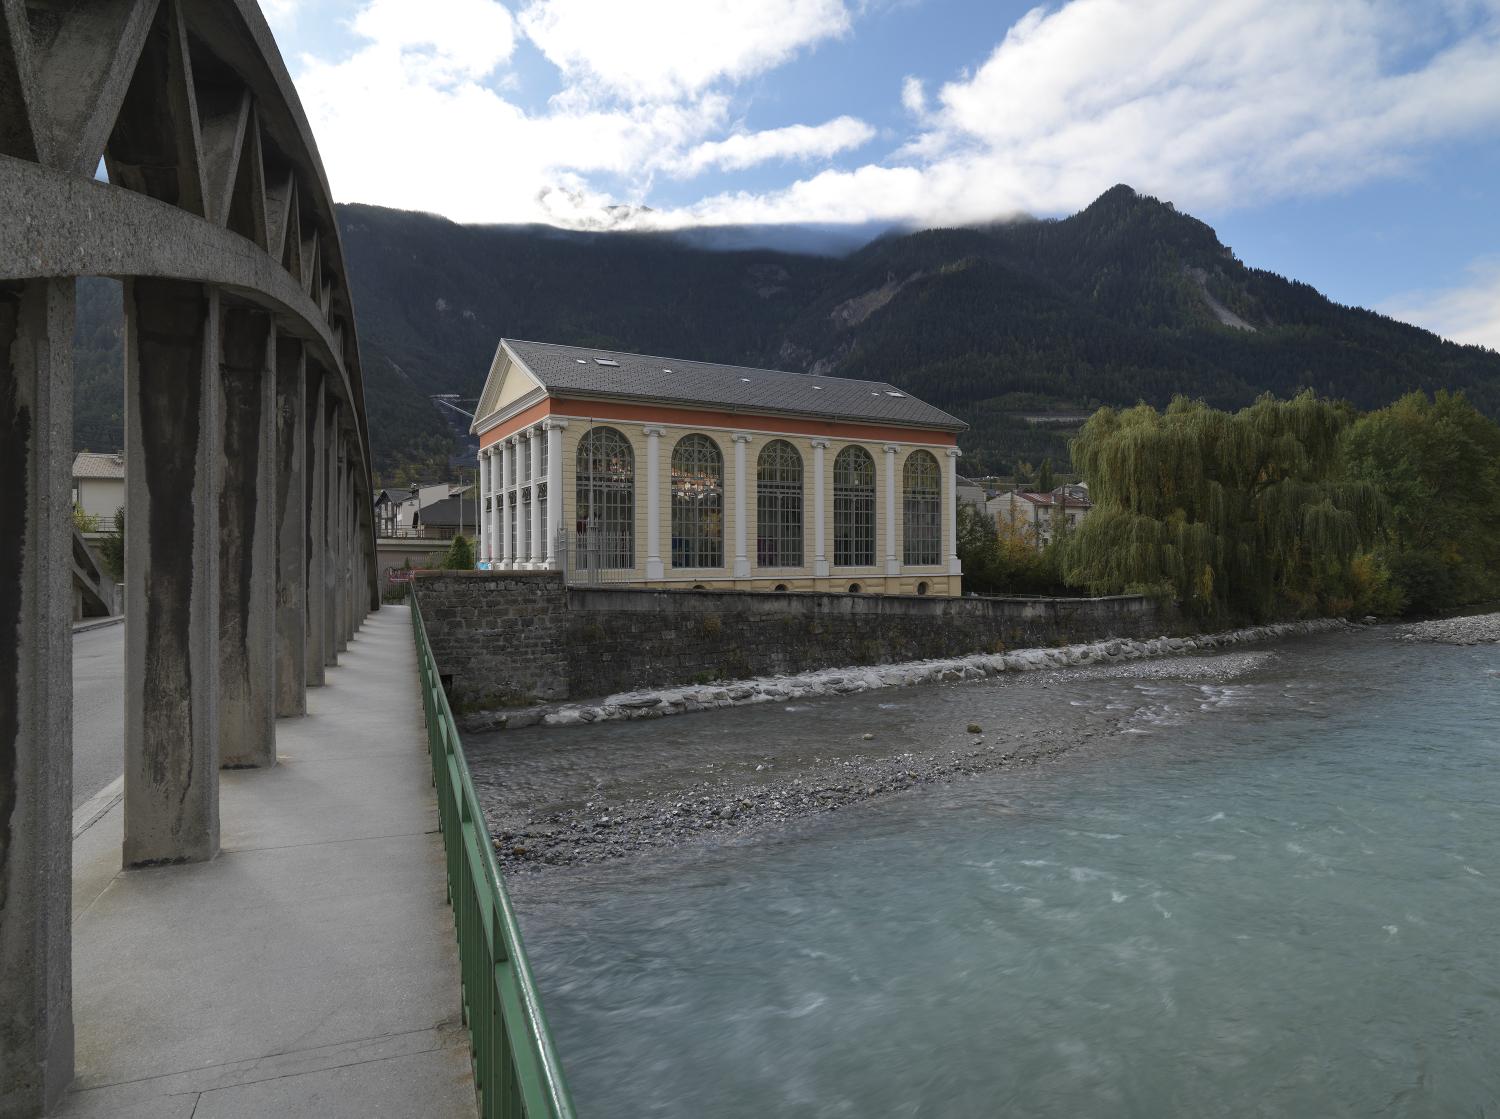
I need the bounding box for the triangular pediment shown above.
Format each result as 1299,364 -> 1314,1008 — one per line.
472,344 -> 544,432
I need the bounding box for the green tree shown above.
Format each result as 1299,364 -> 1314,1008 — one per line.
1062,392 -> 1380,620
443,533 -> 474,570
72,504 -> 100,534
97,507 -> 125,582
1036,458 -> 1055,492
1341,390 -> 1500,614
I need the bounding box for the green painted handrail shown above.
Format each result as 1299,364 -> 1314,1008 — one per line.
411,599 -> 577,1119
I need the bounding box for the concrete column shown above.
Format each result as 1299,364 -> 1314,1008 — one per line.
945,448 -> 962,576
218,307 -> 277,769
732,432 -> 751,578
123,278 -> 221,867
528,427 -> 543,565
644,426 -> 664,580
884,444 -> 900,577
304,375 -> 327,685
476,450 -> 488,564
322,400 -> 338,666
513,436 -> 529,568
501,441 -> 513,567
811,439 -> 829,578
340,458 -> 353,647
275,339 -> 307,716
545,420 -> 566,570
0,279 -> 76,1115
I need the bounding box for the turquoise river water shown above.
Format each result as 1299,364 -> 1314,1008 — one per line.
499,630 -> 1500,1117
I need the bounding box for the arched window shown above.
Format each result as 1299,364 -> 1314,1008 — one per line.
671,434 -> 723,568
756,439 -> 803,568
903,450 -> 941,566
575,427 -> 634,569
833,445 -> 876,567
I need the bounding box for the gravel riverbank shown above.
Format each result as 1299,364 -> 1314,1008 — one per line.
1394,612 -> 1500,645
470,618 -> 1349,875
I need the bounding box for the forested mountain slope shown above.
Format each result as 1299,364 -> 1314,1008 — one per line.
71,186 -> 1500,481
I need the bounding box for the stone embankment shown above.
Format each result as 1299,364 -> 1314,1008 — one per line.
465,617 -> 1348,734
1394,612 -> 1500,646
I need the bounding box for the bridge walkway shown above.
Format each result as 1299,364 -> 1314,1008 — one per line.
60,605 -> 476,1118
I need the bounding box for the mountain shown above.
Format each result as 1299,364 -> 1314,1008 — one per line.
71,186 -> 1500,482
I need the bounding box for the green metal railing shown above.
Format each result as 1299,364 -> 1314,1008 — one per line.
412,598 -> 577,1119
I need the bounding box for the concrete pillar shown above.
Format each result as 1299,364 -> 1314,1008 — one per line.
644,426 -> 663,580
0,279 -> 76,1116
322,401 -> 338,666
218,307 -> 277,768
732,432 -> 751,578
123,279 -> 221,866
884,444 -> 900,577
545,420 -> 565,570
501,441 -> 513,570
811,439 -> 829,578
345,464 -> 356,643
528,427 -> 543,565
945,448 -> 962,576
476,450 -> 488,564
338,455 -> 352,648
304,375 -> 327,685
274,338 -> 307,716
513,436 -> 528,568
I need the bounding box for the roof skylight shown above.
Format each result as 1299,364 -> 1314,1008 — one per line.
886,390 -> 906,397
574,358 -> 587,364
739,377 -> 751,382
594,358 -> 619,366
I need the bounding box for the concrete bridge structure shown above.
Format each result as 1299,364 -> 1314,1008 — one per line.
0,2 -> 384,1113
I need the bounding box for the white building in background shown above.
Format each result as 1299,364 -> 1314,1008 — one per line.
470,339 -> 969,596
988,485 -> 1093,548
71,451 -> 125,525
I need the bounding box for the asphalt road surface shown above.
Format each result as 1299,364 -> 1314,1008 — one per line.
72,622 -> 124,809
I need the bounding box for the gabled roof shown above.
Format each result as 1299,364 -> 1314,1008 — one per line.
73,451 -> 125,480
498,339 -> 968,433
418,494 -> 478,529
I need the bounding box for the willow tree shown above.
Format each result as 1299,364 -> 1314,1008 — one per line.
1062,392 -> 1380,620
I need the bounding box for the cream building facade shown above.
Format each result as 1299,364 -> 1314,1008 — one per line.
471,340 -> 968,596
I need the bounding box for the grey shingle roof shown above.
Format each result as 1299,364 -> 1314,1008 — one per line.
72,451 -> 125,479
504,339 -> 967,433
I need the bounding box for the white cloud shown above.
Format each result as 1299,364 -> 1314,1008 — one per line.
1383,260 -> 1500,352
671,116 -> 874,176
643,0 -> 1500,229
518,0 -> 851,102
900,75 -> 925,116
290,0 -> 1500,233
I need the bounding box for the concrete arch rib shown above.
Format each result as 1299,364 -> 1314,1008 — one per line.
1,2 -> 381,1112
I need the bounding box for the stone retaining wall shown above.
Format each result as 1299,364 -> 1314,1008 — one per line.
413,571 -> 1181,713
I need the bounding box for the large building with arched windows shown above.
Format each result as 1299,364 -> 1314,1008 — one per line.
470,339 -> 968,596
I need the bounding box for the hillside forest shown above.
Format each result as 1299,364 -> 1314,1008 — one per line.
69,186 -> 1500,491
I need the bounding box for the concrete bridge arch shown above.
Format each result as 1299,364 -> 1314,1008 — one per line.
1,2 -> 377,1112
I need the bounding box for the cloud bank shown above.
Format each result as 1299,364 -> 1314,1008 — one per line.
287,0 -> 1500,233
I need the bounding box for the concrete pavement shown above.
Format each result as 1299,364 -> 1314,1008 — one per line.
60,604 -> 476,1117
71,622 -> 125,810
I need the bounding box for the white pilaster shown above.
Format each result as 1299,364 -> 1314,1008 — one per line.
501,439 -> 513,568
528,426 -> 543,565
477,449 -> 489,563
643,425 -> 664,580
945,447 -> 963,576
489,448 -> 502,566
545,419 -> 567,570
732,432 -> 752,578
884,444 -> 900,576
513,435 -> 529,567
811,439 -> 829,578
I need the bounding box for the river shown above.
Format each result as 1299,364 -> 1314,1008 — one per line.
469,628 -> 1500,1117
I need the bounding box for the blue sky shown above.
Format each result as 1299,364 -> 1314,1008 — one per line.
265,0 -> 1500,349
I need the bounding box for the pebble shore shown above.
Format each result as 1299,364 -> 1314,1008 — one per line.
466,618 -> 1348,734
478,618 -> 1348,874
1393,612 -> 1500,646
